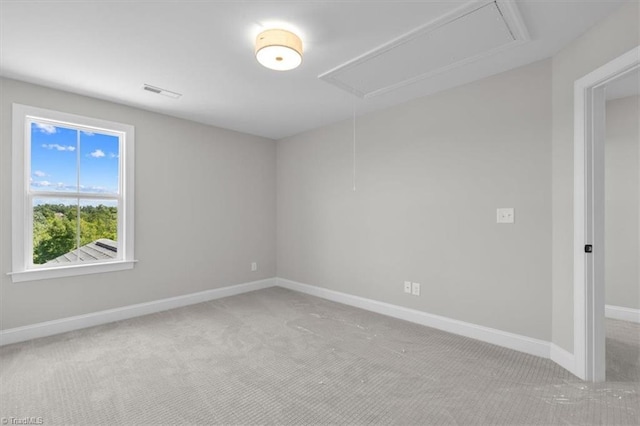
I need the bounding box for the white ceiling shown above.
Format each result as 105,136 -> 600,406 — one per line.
0,0 -> 625,140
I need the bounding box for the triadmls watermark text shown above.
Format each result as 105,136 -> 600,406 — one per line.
1,417 -> 44,425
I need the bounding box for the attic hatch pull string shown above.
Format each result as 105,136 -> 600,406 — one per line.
352,102 -> 356,192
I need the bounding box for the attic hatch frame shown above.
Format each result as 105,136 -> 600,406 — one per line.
573,45 -> 640,382
318,0 -> 529,99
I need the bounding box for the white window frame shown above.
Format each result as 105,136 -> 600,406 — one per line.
10,104 -> 135,282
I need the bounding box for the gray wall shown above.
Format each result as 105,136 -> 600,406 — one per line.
0,77 -> 277,330
605,95 -> 640,310
3,4 -> 637,350
277,60 -> 552,341
551,2 -> 640,353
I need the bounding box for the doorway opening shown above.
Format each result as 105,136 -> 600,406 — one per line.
574,45 -> 640,382
603,69 -> 640,382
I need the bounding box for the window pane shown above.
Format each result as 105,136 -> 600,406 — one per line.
30,122 -> 78,192
33,198 -> 78,265
78,199 -> 118,263
79,131 -> 119,194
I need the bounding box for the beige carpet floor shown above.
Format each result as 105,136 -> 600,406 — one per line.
606,317 -> 640,382
1,287 -> 638,425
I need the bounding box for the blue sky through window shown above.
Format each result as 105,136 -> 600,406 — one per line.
30,121 -> 120,195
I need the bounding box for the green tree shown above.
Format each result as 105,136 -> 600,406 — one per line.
32,203 -> 118,264
33,213 -> 76,264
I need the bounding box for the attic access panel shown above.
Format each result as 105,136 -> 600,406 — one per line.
319,0 -> 529,98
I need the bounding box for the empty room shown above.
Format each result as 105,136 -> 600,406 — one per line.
0,1 -> 639,425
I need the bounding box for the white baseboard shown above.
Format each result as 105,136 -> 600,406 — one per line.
2,276 -> 579,378
276,278 -> 551,359
0,278 -> 276,346
605,305 -> 640,324
550,344 -> 576,375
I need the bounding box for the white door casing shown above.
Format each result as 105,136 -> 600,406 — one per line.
573,46 -> 640,382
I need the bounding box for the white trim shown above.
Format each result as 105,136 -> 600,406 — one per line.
11,103 -> 135,283
605,305 -> 640,324
8,260 -> 137,283
12,104 -> 27,274
550,344 -> 576,375
318,0 -> 529,99
1,276 -> 583,378
277,278 -> 550,359
574,46 -> 640,382
0,278 -> 275,346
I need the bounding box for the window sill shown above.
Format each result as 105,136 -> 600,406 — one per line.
8,260 -> 137,283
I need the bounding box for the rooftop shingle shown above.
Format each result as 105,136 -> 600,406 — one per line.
46,238 -> 117,264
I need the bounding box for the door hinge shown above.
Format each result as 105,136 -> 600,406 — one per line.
585,244 -> 593,253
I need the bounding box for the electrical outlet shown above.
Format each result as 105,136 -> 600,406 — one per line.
496,208 -> 515,224
404,281 -> 412,294
412,282 -> 420,296
251,262 -> 257,272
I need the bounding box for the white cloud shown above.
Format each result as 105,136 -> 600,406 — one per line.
35,123 -> 57,134
31,180 -> 117,194
42,143 -> 75,151
82,131 -> 94,136
33,170 -> 47,177
90,149 -> 105,158
31,180 -> 77,191
109,152 -> 119,159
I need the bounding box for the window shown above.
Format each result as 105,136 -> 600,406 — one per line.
11,104 -> 135,282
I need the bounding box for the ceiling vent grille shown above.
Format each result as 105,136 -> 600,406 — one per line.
143,84 -> 182,99
319,0 -> 529,98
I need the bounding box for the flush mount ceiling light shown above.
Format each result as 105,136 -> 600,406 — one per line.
255,29 -> 303,71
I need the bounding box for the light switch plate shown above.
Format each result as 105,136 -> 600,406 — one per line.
404,281 -> 412,294
497,208 -> 515,224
